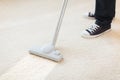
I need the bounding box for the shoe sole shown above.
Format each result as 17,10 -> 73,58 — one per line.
81,29 -> 111,39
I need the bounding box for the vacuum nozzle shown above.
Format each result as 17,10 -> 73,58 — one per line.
29,43 -> 63,62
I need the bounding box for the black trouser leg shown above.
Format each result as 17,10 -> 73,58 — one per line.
95,0 -> 116,27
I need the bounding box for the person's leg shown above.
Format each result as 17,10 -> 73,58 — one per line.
95,0 -> 116,27
88,0 -> 116,19
81,0 -> 116,38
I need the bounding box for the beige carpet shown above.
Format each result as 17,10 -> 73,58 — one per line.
46,1 -> 120,80
45,1 -> 120,79
0,0 -> 62,75
0,0 -> 120,80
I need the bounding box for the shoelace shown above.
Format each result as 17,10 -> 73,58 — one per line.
87,24 -> 100,34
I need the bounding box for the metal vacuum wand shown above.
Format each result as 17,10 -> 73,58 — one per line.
52,0 -> 68,46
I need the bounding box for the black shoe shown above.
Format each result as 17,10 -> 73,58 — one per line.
84,12 -> 95,20
81,24 -> 111,38
88,12 -> 95,17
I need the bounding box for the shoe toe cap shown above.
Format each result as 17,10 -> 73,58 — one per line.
81,30 -> 90,37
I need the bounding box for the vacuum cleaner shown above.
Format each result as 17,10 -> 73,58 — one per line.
29,0 -> 68,62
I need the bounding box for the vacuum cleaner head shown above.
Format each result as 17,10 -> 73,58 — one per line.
29,43 -> 63,62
